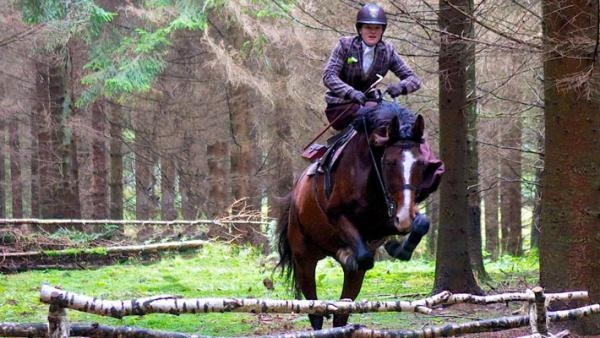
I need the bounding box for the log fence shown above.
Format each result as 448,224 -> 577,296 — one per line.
0,285 -> 598,338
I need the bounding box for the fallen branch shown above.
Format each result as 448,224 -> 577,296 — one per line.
0,322 -> 206,338
0,218 -> 269,227
1,240 -> 207,273
353,304 -> 600,337
3,240 -> 207,258
5,302 -> 600,338
442,290 -> 588,305
40,285 -> 433,317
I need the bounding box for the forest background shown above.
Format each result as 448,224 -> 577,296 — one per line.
0,0 -> 598,335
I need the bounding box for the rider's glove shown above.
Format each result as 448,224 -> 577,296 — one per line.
385,78 -> 421,98
347,90 -> 367,105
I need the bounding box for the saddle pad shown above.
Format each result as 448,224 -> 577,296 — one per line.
306,130 -> 357,177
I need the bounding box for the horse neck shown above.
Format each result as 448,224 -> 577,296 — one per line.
342,132 -> 384,188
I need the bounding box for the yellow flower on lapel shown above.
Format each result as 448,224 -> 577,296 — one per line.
346,56 -> 358,65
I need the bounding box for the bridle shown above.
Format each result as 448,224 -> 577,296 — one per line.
362,117 -> 421,219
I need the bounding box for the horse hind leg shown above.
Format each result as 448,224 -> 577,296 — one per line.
333,269 -> 366,327
294,258 -> 324,330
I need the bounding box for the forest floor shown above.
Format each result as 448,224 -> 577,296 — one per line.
1,238 -> 598,337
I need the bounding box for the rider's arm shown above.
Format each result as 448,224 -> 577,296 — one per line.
323,38 -> 356,99
387,42 -> 422,95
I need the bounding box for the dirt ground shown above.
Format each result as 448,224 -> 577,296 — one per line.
249,302 -> 600,337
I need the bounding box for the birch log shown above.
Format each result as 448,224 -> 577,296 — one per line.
39,285 -> 433,318
444,290 -> 588,305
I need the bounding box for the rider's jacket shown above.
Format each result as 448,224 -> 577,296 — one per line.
323,36 -> 421,105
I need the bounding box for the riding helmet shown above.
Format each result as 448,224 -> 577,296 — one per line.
355,3 -> 387,33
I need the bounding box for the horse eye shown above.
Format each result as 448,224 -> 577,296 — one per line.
383,160 -> 396,166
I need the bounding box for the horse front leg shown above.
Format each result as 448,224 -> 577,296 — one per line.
385,213 -> 430,261
334,215 -> 373,271
294,258 -> 324,330
333,269 -> 367,327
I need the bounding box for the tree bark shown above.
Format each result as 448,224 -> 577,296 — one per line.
108,103 -> 124,220
228,84 -> 261,244
160,157 -> 177,221
465,28 -> 487,280
90,100 -> 109,219
539,0 -> 600,334
480,119 -> 500,261
0,121 -> 5,218
36,54 -> 81,220
207,141 -> 229,218
500,115 -> 522,256
434,0 -> 482,294
9,117 -> 23,218
425,195 -> 439,258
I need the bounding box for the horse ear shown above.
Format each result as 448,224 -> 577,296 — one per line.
412,115 -> 425,140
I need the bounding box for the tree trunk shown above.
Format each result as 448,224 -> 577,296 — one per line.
30,99 -> 40,219
36,55 -> 81,219
9,117 -> 23,218
483,172 -> 500,260
0,121 -> 5,218
160,157 -> 177,221
179,133 -> 201,220
481,122 -> 500,260
425,195 -> 439,258
434,0 -> 482,294
206,141 -> 230,239
90,100 -> 109,219
228,84 -> 261,244
465,27 -> 487,280
500,116 -> 522,256
109,103 -> 124,220
134,150 -> 157,221
207,141 -> 229,218
529,165 -> 542,250
539,0 -> 600,334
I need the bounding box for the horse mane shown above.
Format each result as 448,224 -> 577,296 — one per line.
351,101 -> 417,139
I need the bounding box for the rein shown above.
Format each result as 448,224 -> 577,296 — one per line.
361,116 -> 396,219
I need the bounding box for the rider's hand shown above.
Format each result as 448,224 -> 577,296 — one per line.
385,79 -> 420,98
347,90 -> 367,105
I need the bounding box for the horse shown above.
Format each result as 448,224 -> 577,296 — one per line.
276,102 -> 442,330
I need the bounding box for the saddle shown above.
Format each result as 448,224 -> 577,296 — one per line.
306,127 -> 357,196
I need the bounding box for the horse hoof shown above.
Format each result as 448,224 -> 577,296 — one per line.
384,240 -> 412,261
309,314 -> 324,330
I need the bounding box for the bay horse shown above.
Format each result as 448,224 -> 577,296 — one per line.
276,102 -> 441,330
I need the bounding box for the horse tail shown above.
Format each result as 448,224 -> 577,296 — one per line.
275,193 -> 300,297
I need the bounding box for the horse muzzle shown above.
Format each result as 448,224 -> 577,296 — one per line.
393,214 -> 413,235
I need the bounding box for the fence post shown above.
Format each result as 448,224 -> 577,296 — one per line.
47,303 -> 70,338
527,286 -> 548,337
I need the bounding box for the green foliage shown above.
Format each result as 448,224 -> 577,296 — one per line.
49,224 -> 120,246
20,0 -> 67,24
43,247 -> 108,257
18,0 -> 296,106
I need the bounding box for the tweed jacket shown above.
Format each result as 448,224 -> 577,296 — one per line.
323,36 -> 421,105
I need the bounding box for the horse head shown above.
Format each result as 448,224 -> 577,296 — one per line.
361,103 -> 433,235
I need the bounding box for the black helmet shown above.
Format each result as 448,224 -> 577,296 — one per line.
355,3 -> 387,33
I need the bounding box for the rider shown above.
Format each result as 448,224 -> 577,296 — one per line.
323,2 -> 422,131
322,3 -> 445,261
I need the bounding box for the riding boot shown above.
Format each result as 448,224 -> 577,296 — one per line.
384,213 -> 430,261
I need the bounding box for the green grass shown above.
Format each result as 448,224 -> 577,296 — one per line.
0,242 -> 538,336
